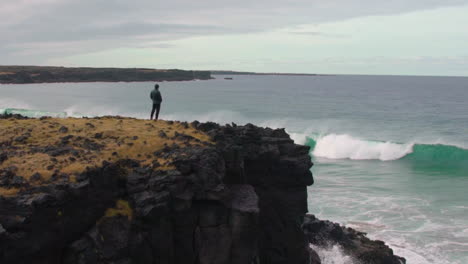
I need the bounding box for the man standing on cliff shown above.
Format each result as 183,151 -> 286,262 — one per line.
150,84 -> 163,120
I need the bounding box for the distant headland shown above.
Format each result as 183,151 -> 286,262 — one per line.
0,66 -> 212,84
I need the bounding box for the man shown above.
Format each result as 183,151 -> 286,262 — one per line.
150,84 -> 163,120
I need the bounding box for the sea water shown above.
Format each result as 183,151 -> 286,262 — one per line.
1,74 -> 467,263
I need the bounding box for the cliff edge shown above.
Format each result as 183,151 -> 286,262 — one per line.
0,116 -> 405,264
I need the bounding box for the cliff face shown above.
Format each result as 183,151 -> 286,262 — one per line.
0,116 -> 405,264
0,66 -> 212,84
0,117 -> 313,264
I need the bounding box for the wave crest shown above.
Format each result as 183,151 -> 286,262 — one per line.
311,134 -> 413,161
307,134 -> 468,164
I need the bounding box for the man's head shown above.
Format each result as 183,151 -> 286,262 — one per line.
154,84 -> 159,89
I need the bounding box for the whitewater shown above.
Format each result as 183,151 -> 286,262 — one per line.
1,74 -> 467,263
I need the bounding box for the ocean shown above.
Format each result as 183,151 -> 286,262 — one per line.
1,74 -> 467,264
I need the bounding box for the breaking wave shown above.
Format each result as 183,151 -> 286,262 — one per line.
305,134 -> 468,165
309,134 -> 412,161
309,244 -> 357,264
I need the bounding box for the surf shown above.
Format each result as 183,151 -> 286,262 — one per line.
305,134 -> 468,166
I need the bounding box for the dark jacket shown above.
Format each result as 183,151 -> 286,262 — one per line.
150,89 -> 162,104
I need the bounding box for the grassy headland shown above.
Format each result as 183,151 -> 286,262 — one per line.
0,116 -> 211,196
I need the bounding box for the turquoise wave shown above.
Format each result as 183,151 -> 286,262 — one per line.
305,136 -> 468,174
405,143 -> 468,163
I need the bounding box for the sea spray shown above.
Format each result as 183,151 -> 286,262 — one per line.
309,244 -> 357,264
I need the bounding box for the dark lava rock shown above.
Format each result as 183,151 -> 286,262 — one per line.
10,176 -> 26,186
197,122 -> 220,132
0,113 -> 28,120
0,163 -> 122,264
173,131 -> 195,142
0,166 -> 19,187
36,146 -> 80,157
310,249 -> 322,264
0,152 -> 7,164
60,135 -> 74,145
58,126 -> 69,133
14,133 -> 30,143
63,215 -> 133,264
158,130 -> 168,138
85,122 -> 95,128
30,172 -> 42,182
303,215 -> 406,264
81,138 -> 103,151
190,120 -> 200,128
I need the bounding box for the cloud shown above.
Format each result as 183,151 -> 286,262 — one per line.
9,22 -> 226,43
288,31 -> 350,38
1,0 -> 468,65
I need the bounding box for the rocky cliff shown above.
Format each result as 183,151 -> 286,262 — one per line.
0,116 -> 405,264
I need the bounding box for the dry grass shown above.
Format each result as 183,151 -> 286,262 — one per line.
103,199 -> 133,221
0,187 -> 19,197
0,117 -> 211,185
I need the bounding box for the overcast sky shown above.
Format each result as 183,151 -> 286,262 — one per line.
1,0 -> 468,76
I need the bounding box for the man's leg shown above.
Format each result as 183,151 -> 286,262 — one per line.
150,104 -> 156,120
155,104 -> 161,120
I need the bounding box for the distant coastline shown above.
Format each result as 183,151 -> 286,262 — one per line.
211,70 -> 332,76
0,66 -> 212,84
0,65 -> 334,85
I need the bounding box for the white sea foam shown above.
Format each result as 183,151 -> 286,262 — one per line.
390,245 -> 433,264
310,242 -> 438,264
310,244 -> 357,264
289,132 -> 309,145
383,235 -> 458,264
312,134 -> 414,161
